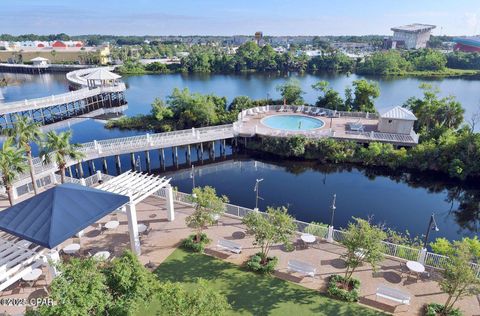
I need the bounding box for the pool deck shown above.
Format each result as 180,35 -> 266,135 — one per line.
0,192 -> 478,315
237,109 -> 418,146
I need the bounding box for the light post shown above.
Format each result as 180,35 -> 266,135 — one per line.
423,213 -> 439,249
329,193 -> 336,227
254,178 -> 264,211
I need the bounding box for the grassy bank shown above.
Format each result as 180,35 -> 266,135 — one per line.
139,248 -> 385,316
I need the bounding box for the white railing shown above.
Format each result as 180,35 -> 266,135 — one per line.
8,124 -> 235,187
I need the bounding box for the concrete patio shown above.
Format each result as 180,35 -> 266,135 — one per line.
0,195 -> 479,315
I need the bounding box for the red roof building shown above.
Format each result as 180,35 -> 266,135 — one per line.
52,41 -> 67,48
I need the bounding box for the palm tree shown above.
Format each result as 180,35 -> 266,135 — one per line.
0,138 -> 28,206
9,115 -> 42,195
40,131 -> 85,184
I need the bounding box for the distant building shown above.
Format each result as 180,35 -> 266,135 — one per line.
255,31 -> 264,46
453,36 -> 480,52
390,24 -> 436,49
378,106 -> 417,135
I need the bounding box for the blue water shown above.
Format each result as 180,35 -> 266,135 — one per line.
262,114 -> 325,131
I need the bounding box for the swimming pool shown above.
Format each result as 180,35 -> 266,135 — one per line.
261,115 -> 325,131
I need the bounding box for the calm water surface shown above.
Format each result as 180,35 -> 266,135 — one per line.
1,71 -> 479,241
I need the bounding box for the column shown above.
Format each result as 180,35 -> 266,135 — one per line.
145,151 -> 151,173
327,226 -> 334,243
102,158 -> 108,174
130,153 -> 136,171
165,184 -> 175,221
126,201 -> 141,255
77,162 -> 84,178
115,155 -> 122,175
186,145 -> 191,165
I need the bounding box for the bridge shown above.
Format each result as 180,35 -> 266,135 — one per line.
0,67 -> 127,131
10,124 -> 236,198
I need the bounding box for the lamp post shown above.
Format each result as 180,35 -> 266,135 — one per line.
254,178 -> 264,211
329,194 -> 337,227
423,213 -> 439,249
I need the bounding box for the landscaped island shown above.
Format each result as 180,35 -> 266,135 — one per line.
105,79 -> 480,182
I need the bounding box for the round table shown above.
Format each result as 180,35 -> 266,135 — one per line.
93,251 -> 111,260
137,224 -> 147,233
406,261 -> 425,273
22,268 -> 42,286
301,233 -> 316,244
105,221 -> 119,230
63,243 -> 81,255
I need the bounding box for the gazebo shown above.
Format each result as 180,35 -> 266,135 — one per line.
0,172 -> 174,290
83,68 -> 121,89
0,183 -> 128,291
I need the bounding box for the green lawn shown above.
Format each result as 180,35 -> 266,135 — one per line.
140,248 -> 385,316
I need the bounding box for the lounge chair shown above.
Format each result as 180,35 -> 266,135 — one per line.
294,106 -> 303,113
277,106 -> 285,112
317,110 -> 327,116
311,108 -> 320,115
348,120 -> 364,132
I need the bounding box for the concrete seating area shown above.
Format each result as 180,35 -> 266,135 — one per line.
287,259 -> 316,278
217,239 -> 242,254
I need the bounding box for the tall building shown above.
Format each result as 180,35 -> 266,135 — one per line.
254,31 -> 263,46
390,24 -> 436,49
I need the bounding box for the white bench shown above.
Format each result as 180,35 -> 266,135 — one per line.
217,239 -> 242,254
287,259 -> 316,278
376,285 -> 411,306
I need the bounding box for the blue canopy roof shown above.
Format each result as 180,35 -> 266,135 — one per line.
0,183 -> 129,248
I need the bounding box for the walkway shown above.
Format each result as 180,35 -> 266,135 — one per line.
0,195 -> 478,315
12,124 -> 235,188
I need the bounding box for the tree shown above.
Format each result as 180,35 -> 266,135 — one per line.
340,218 -> 386,286
403,84 -> 465,136
186,186 -> 228,242
0,138 -> 28,206
40,131 -> 85,184
312,81 -> 344,110
150,98 -> 173,121
242,206 -> 296,264
30,257 -> 111,316
229,96 -> 254,112
10,115 -> 42,195
157,279 -> 230,315
430,237 -> 480,315
104,250 -> 160,315
276,78 -> 304,105
351,79 -> 380,113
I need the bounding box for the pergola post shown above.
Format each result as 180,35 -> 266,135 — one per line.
126,199 -> 141,255
165,184 -> 175,221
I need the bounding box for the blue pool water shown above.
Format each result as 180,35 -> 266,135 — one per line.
262,115 -> 325,131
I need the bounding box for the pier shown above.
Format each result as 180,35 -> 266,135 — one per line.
0,67 -> 127,131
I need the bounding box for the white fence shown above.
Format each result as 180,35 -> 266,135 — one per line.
152,186 -> 480,277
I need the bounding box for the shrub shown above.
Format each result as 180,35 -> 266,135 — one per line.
327,274 -> 360,302
246,253 -> 278,274
182,233 -> 211,253
425,303 -> 463,316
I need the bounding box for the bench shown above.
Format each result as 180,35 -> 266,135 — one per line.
287,259 -> 316,278
217,239 -> 242,254
376,285 -> 411,306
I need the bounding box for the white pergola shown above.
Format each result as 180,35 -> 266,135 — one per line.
0,232 -> 45,291
96,171 -> 175,255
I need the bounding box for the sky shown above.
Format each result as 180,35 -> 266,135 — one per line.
0,0 -> 479,36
